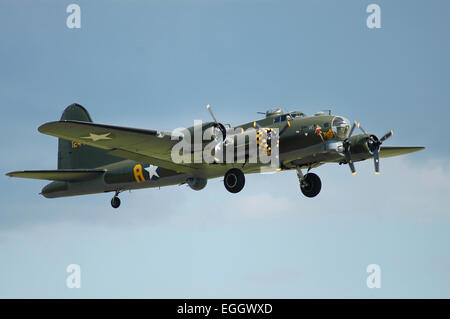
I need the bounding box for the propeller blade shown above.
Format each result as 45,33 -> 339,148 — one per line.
345,153 -> 356,175
348,121 -> 357,138
380,130 -> 393,143
279,120 -> 291,136
374,148 -> 380,174
357,122 -> 370,136
253,121 -> 266,141
343,140 -> 356,175
349,160 -> 356,175
206,104 -> 218,123
253,121 -> 266,134
206,104 -> 227,141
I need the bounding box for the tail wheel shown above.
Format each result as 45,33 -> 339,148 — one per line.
300,173 -> 321,198
224,168 -> 245,193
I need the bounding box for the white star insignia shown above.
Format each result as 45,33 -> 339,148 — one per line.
81,133 -> 112,142
144,165 -> 160,179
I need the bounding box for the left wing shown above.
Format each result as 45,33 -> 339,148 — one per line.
6,169 -> 105,181
379,146 -> 425,158
38,120 -> 198,173
281,144 -> 425,169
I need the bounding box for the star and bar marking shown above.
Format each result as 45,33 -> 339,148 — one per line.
81,132 -> 112,142
133,164 -> 160,183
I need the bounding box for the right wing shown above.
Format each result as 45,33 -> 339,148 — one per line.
38,120 -> 199,173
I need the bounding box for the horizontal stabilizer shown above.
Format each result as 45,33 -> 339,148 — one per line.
38,120 -> 196,173
379,146 -> 425,158
5,169 -> 105,181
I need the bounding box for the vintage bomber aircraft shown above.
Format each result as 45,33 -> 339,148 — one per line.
6,103 -> 424,208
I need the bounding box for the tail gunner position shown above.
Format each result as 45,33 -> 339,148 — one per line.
6,104 -> 424,208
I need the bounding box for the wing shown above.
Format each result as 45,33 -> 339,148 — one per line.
282,145 -> 425,169
379,146 -> 425,158
6,169 -> 105,181
38,121 -> 198,173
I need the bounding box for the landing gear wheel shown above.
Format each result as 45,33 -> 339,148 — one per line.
300,173 -> 322,198
111,196 -> 121,208
224,168 -> 245,193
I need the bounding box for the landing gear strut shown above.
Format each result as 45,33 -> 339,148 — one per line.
111,190 -> 121,208
224,168 -> 245,193
297,168 -> 321,198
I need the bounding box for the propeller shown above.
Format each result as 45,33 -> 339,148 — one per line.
342,121 -> 393,175
206,104 -> 217,123
253,121 -> 265,137
369,130 -> 393,174
342,121 -> 358,175
356,123 -> 393,174
278,116 -> 292,136
206,104 -> 226,141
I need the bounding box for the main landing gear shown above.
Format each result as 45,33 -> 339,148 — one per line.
224,168 -> 245,193
111,190 -> 121,208
297,168 -> 321,198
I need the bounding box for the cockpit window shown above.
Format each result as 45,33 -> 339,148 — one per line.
290,112 -> 305,118
332,116 -> 350,140
289,112 -> 305,118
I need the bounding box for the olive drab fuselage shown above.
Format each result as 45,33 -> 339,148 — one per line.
41,110 -> 352,198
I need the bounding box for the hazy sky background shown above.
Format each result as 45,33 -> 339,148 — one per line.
0,0 -> 449,298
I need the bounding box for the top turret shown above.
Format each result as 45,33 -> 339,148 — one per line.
265,108 -> 283,118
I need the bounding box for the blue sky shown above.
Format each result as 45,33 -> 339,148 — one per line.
0,0 -> 449,298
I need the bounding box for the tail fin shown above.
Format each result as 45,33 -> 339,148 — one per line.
58,103 -> 122,169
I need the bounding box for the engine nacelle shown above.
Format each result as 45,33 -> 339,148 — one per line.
187,177 -> 207,191
348,133 -> 379,161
